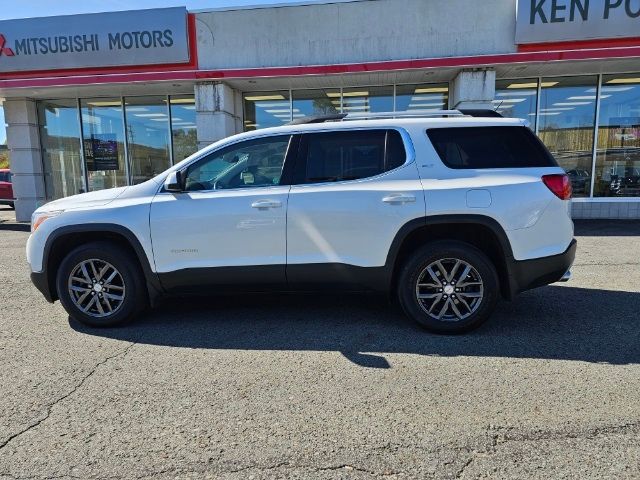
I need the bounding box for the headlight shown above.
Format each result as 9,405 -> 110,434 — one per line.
31,210 -> 64,233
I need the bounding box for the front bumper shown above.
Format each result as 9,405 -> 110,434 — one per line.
508,239 -> 577,297
30,271 -> 55,303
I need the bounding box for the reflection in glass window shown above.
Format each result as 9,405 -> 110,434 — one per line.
292,89 -> 340,119
38,100 -> 85,200
395,84 -> 448,112
342,86 -> 393,114
0,104 -> 9,170
170,96 -> 198,162
494,79 -> 538,130
538,76 -> 598,197
81,98 -> 128,191
594,74 -> 640,197
125,96 -> 171,185
243,91 -> 291,131
185,135 -> 290,191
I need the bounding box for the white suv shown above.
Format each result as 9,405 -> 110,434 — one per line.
27,110 -> 576,334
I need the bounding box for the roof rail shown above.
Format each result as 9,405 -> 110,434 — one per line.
342,109 -> 464,120
286,109 -> 503,126
287,114 -> 347,125
458,109 -> 503,118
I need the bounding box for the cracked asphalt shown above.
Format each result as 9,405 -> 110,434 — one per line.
1,205 -> 639,479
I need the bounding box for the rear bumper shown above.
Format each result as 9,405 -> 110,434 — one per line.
508,239 -> 577,297
30,271 -> 55,303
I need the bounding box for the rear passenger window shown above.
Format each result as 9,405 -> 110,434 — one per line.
295,130 -> 407,184
427,126 -> 557,169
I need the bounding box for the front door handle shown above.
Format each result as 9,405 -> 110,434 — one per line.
382,194 -> 416,204
251,199 -> 282,209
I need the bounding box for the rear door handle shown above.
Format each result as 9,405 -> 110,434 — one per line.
251,199 -> 282,209
382,194 -> 416,204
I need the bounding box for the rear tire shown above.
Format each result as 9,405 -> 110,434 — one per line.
56,241 -> 147,327
397,241 -> 499,334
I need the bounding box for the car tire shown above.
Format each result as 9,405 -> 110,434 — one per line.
397,241 -> 499,334
56,241 -> 147,327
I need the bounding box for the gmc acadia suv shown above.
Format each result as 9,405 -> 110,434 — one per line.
27,111 -> 576,334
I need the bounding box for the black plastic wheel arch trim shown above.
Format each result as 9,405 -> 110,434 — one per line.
35,223 -> 162,305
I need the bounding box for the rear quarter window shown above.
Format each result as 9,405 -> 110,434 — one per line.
426,126 -> 557,169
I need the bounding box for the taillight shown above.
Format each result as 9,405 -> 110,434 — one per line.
542,174 -> 572,200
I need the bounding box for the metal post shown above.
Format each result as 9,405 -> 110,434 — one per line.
289,89 -> 293,123
535,77 -> 542,135
121,97 -> 131,186
167,95 -> 175,165
76,98 -> 89,193
393,84 -> 397,112
589,74 -> 603,199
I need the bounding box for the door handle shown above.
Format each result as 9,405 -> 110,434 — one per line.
382,194 -> 416,204
251,199 -> 282,209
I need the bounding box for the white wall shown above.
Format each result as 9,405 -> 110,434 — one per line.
196,0 -> 517,70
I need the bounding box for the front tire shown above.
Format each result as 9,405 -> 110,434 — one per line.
397,241 -> 499,334
56,241 -> 147,327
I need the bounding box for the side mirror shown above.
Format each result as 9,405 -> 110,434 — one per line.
164,170 -> 184,192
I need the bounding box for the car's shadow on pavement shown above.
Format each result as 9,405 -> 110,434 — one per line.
70,285 -> 640,368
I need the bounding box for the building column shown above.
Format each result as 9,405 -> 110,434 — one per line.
4,98 -> 45,222
195,82 -> 242,150
450,69 -> 496,110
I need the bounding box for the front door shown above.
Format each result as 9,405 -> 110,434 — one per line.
149,135 -> 293,292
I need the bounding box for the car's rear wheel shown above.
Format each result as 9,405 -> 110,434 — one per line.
397,241 -> 499,334
56,241 -> 147,327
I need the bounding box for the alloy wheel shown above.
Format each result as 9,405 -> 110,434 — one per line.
67,259 -> 126,318
415,258 -> 484,322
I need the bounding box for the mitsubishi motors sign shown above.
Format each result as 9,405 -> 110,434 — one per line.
516,0 -> 640,44
0,7 -> 190,73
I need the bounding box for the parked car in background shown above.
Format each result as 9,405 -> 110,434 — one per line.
567,168 -> 590,195
0,169 -> 14,209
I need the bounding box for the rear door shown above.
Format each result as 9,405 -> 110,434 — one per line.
285,128 -> 425,288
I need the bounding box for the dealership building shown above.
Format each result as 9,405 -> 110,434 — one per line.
1,0 -> 640,221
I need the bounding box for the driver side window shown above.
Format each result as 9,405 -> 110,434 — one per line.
184,135 -> 291,191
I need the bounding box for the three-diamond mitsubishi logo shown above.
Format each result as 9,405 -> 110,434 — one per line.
0,34 -> 15,57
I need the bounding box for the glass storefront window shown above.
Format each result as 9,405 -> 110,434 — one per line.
538,76 -> 598,197
243,91 -> 291,131
494,79 -> 538,130
38,100 -> 84,200
81,98 -> 128,191
342,86 -> 393,114
395,83 -> 448,112
125,96 -> 171,185
594,74 -> 640,197
170,96 -> 198,162
292,89 -> 340,119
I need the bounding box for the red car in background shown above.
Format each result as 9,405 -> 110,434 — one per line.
0,169 -> 14,209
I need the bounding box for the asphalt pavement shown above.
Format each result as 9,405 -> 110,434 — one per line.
0,205 -> 639,479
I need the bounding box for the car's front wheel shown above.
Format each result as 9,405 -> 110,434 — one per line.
397,241 -> 499,334
56,241 -> 147,327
